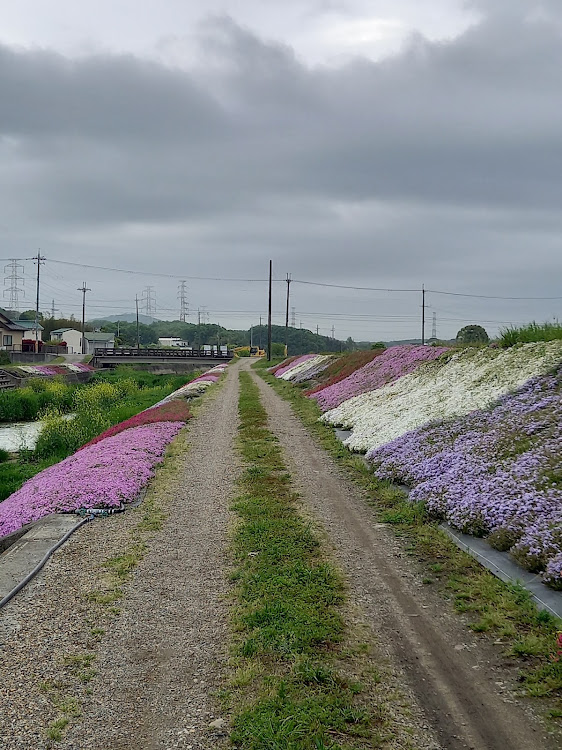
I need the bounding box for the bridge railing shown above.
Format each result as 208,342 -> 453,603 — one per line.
94,347 -> 234,359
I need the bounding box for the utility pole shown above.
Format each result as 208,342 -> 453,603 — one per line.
267,260 -> 272,361
177,280 -> 188,322
197,308 -> 201,352
316,325 -> 319,336
421,285 -> 425,345
3,259 -> 25,314
285,273 -> 291,354
250,325 -> 253,347
77,282 -> 91,355
33,253 -> 46,353
135,295 -> 140,350
259,315 -> 262,349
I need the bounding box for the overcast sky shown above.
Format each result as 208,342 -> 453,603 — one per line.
1,0 -> 562,341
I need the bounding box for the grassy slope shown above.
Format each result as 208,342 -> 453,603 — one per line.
254,359 -> 562,720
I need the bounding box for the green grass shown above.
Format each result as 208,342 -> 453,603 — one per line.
500,321 -> 562,347
226,372 -> 398,748
0,378 -> 76,422
253,359 -> 562,716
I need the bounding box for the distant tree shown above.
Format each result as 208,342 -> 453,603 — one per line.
371,341 -> 386,350
456,325 -> 489,345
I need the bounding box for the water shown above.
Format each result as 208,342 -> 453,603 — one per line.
0,414 -> 75,452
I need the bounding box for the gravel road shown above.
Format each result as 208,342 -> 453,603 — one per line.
0,362 -> 240,749
250,365 -> 557,750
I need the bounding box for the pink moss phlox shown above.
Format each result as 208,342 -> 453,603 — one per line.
79,400 -> 192,450
0,422 -> 184,537
311,345 -> 449,411
274,355 -> 316,378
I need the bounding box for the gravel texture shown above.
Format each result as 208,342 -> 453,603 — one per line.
0,363 -> 240,749
250,365 -> 558,750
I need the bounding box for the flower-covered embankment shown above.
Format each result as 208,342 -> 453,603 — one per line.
0,364 -> 227,537
304,350 -> 384,396
369,366 -> 562,588
272,355 -> 316,379
16,363 -> 95,376
156,363 -> 227,404
324,341 -> 562,453
0,422 -> 184,536
311,345 -> 449,412
79,400 -> 192,450
278,355 -> 334,383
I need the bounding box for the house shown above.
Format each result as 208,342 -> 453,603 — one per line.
0,311 -> 27,350
51,328 -> 83,354
13,320 -> 44,342
83,331 -> 115,355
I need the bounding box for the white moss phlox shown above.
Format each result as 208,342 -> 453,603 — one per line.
322,341 -> 562,453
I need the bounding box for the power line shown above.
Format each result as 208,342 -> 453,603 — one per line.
47,258 -> 273,283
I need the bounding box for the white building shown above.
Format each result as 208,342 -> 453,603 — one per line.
158,337 -> 190,348
50,328 -> 83,354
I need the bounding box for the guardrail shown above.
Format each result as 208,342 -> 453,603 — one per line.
94,347 -> 234,359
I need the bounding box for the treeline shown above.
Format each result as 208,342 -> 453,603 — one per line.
90,320 -> 353,356
4,308 -> 355,355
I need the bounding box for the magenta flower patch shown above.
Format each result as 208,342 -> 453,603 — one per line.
0,421 -> 184,536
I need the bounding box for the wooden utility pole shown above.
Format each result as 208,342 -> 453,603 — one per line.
421,284 -> 425,345
267,260 -> 272,361
285,273 -> 291,354
33,253 -> 45,353
78,282 -> 91,355
135,295 -> 140,350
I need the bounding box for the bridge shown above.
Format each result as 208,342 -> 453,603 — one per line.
93,347 -> 234,368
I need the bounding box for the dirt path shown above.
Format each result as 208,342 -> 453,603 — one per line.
0,362 -> 241,749
250,364 -> 555,750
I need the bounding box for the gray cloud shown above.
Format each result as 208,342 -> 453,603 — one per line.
1,2 -> 562,339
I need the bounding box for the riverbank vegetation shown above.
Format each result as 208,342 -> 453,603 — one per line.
0,367 -> 200,504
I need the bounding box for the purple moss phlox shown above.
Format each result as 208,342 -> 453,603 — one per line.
368,369 -> 562,587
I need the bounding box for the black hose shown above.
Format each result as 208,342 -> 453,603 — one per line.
0,515 -> 93,610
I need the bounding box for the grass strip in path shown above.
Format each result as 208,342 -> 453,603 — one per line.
254,359 -> 562,721
226,371 -> 411,749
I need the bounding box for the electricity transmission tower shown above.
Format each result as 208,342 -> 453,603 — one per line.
3,259 -> 25,313
291,306 -> 296,327
141,286 -> 156,316
431,312 -> 437,340
177,280 -> 189,322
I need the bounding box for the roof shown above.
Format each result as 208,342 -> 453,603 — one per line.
51,328 -> 79,334
83,332 -> 115,341
15,320 -> 44,331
